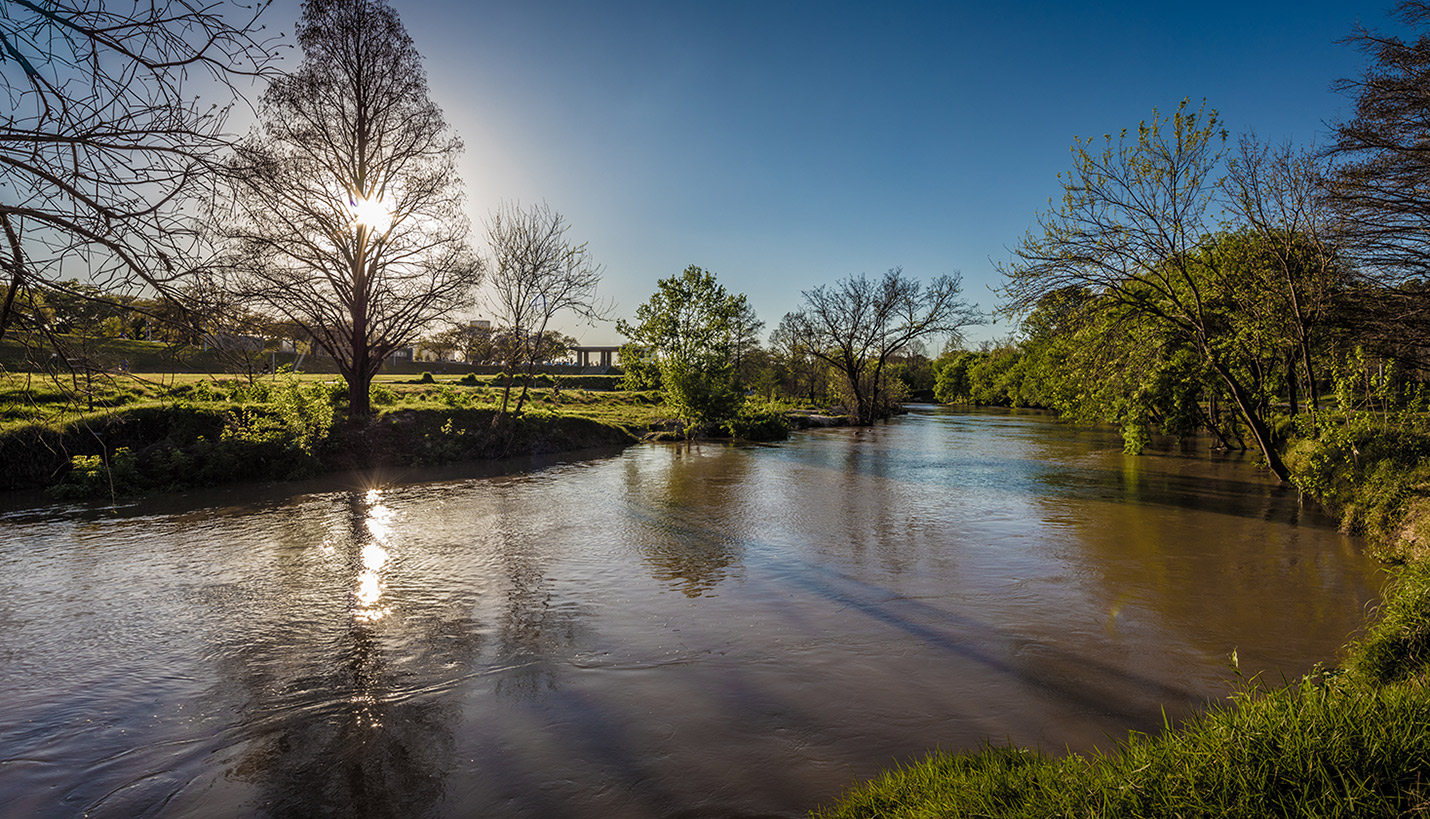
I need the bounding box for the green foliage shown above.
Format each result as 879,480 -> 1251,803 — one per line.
660,357 -> 744,430
51,447 -> 139,499
369,382 -> 398,406
1283,415 -> 1430,551
418,371 -> 435,383
933,351 -> 976,404
619,342 -> 661,391
419,416 -> 469,463
618,266 -> 751,430
722,399 -> 790,441
1121,419 -> 1151,455
269,373 -> 335,453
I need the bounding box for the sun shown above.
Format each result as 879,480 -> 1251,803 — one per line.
348,195 -> 393,233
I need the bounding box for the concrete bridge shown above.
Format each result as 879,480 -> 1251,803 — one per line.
572,346 -> 621,370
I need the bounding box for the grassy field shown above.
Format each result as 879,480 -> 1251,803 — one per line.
0,371 -> 650,428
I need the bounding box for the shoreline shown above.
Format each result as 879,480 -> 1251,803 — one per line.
0,396 -> 861,502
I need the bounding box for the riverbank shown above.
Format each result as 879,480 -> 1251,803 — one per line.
0,372 -> 665,498
0,372 -> 820,498
814,423 -> 1430,818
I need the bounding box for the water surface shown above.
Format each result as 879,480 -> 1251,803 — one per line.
0,408 -> 1383,817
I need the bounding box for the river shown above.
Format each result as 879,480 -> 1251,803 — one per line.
0,407 -> 1383,818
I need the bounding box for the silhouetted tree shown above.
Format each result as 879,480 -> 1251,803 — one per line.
788,268 -> 978,425
485,202 -> 605,420
1330,1 -> 1430,279
1328,1 -> 1430,367
221,0 -> 481,419
0,0 -> 276,352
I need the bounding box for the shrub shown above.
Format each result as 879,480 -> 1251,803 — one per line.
51,447 -> 139,499
370,382 -> 398,406
723,400 -> 790,441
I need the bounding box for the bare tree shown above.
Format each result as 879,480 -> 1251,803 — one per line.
1224,137 -> 1347,414
0,0 -> 276,347
787,268 -> 979,425
220,0 -> 482,419
485,202 -> 606,420
1326,1 -> 1430,368
1328,1 -> 1430,279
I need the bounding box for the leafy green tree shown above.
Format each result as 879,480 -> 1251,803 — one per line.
1002,100 -> 1293,481
933,350 -> 977,404
618,343 -> 661,391
618,266 -> 753,430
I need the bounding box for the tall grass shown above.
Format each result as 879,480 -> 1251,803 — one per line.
816,667 -> 1430,818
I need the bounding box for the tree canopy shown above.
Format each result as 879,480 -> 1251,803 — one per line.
220,0 -> 481,419
618,266 -> 754,430
1003,101 -> 1300,480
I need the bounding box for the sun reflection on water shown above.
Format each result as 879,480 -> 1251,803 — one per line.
355,489 -> 394,622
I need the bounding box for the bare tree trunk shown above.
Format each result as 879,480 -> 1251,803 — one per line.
0,213 -> 26,343
1210,358 -> 1289,482
1197,397 -> 1236,451
1299,339 -> 1320,414
513,316 -> 552,416
1287,349 -> 1300,416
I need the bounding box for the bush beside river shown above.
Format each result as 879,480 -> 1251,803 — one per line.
814,424 -> 1430,818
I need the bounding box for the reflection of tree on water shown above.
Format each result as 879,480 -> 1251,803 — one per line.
623,443 -> 747,597
487,484 -> 587,700
213,489 -> 483,819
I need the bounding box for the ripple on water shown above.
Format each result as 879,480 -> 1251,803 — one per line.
0,408 -> 1385,818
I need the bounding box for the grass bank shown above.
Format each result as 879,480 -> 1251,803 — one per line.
815,419 -> 1430,819
0,370 -> 805,498
0,371 -> 665,497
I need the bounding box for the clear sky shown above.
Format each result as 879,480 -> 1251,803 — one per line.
256,0 -> 1391,347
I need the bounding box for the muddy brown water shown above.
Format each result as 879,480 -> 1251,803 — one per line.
0,407 -> 1383,818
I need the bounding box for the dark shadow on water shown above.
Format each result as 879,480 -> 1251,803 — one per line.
619,505 -> 1205,728
784,410 -> 1326,528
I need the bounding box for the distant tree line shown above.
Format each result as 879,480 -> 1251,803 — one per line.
613,265 -> 977,435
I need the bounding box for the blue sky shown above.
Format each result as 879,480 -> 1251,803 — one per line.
261,0 -> 1390,347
